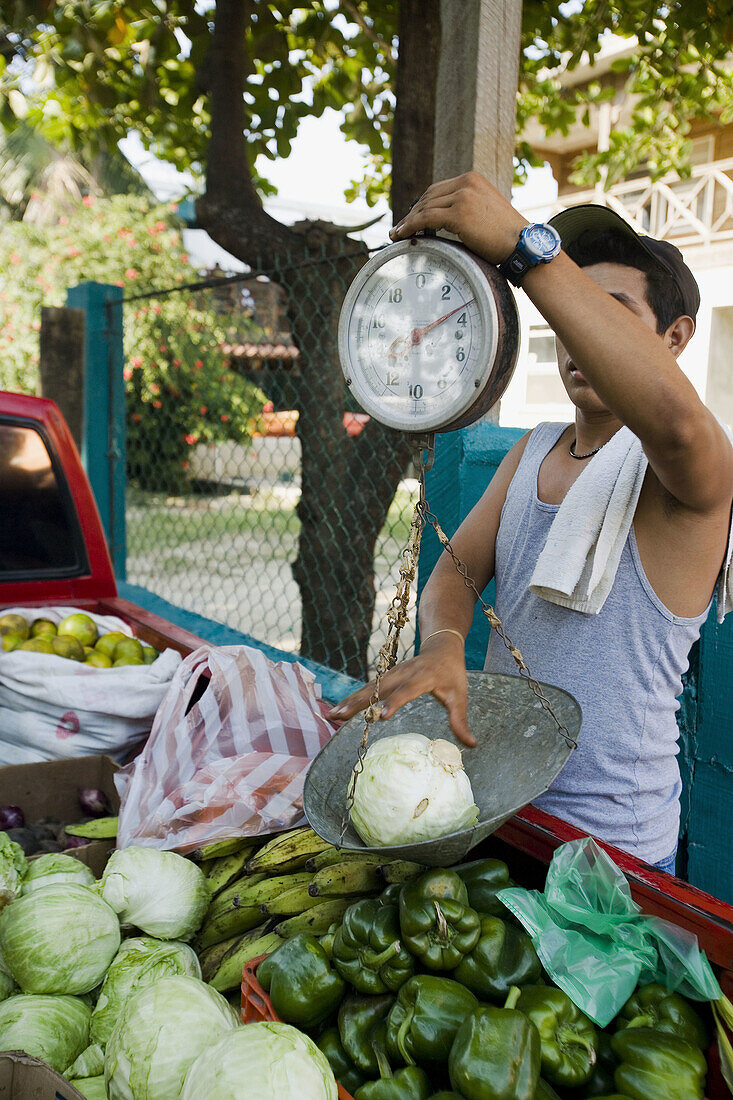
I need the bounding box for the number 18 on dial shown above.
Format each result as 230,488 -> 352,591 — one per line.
338,236 -> 519,434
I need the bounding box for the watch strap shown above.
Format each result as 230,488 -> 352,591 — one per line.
498,250 -> 534,287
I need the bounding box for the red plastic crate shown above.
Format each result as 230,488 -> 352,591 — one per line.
241,955 -> 356,1100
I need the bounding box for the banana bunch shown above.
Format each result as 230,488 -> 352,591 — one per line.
192,826 -> 426,993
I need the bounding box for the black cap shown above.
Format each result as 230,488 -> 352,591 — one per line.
547,203 -> 700,321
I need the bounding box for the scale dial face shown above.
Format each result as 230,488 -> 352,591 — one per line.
338,238 -> 500,433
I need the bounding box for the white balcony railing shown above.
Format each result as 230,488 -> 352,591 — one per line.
523,157 -> 733,249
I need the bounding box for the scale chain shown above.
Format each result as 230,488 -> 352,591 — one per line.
339,439 -> 576,846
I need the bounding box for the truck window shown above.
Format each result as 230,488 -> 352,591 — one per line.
0,421 -> 88,578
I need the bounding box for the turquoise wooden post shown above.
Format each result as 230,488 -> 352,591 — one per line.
416,422 -> 524,670
66,282 -> 126,580
682,604 -> 733,902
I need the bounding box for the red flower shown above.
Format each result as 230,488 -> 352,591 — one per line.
130,356 -> 143,368
194,359 -> 203,368
199,405 -> 208,415
181,460 -> 190,470
67,246 -> 81,258
153,305 -> 161,314
82,195 -> 94,206
220,414 -> 230,423
173,359 -> 181,367
123,367 -> 133,381
180,253 -> 189,263
155,220 -> 166,232
152,400 -> 162,409
132,413 -> 142,423
115,280 -> 125,287
125,268 -> 138,280
158,344 -> 168,353
184,433 -> 198,445
58,216 -> 69,226
149,383 -> 160,395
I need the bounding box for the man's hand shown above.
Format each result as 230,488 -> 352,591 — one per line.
390,172 -> 527,265
327,632 -> 475,747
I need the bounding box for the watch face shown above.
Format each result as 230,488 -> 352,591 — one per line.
338,240 -> 499,433
524,224 -> 560,259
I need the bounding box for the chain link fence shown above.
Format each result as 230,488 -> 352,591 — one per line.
121,248 -> 417,679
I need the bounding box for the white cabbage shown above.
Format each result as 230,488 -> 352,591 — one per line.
100,848 -> 208,941
181,1022 -> 337,1100
350,734 -> 479,847
104,975 -> 239,1100
0,992 -> 90,1071
0,832 -> 27,909
0,884 -> 120,994
91,936 -> 201,1046
74,1078 -> 108,1100
22,853 -> 95,895
66,1042 -> 105,1079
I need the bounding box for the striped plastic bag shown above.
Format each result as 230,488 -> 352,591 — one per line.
114,645 -> 335,852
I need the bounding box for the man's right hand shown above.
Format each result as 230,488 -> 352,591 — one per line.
326,632 -> 475,747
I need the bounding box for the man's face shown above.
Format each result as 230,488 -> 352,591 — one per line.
555,262 -> 659,415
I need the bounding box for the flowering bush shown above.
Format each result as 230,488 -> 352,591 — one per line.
0,194 -> 265,490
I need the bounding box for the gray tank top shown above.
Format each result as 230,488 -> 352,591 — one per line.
484,422 -> 710,864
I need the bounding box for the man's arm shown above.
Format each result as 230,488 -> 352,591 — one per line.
392,173 -> 733,513
327,432 -> 530,743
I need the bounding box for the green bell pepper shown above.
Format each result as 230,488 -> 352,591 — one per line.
515,985 -> 597,1089
385,975 -> 478,1065
535,1080 -> 562,1099
454,857 -> 513,916
615,983 -> 708,1048
380,884 -> 404,907
582,1031 -> 618,1097
338,992 -> 395,1076
611,1027 -> 706,1100
354,1060 -> 431,1100
399,869 -> 480,970
452,915 -> 542,1002
320,923 -> 339,960
448,987 -> 541,1100
333,898 -> 415,994
257,933 -> 345,1030
317,1026 -> 366,1095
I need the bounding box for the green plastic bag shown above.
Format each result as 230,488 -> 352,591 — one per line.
497,837 -> 721,1027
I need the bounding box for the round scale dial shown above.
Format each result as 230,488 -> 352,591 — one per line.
338,238 -> 510,434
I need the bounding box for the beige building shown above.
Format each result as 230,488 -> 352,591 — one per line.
502,42 -> 733,430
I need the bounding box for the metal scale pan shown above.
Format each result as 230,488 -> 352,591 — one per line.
304,671 -> 582,867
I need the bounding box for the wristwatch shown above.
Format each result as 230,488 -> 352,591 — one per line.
498,223 -> 562,287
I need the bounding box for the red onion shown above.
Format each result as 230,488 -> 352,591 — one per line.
0,806 -> 24,830
64,834 -> 91,849
77,787 -> 112,817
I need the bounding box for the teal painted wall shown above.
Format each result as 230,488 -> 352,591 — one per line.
417,422 -> 733,902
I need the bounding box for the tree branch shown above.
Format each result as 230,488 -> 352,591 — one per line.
338,1 -> 396,61
197,0 -> 298,261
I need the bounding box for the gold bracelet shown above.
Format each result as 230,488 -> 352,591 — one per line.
421,628 -> 465,646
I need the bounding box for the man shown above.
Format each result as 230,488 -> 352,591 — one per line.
328,172 -> 733,873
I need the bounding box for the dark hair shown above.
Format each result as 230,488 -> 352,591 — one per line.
564,229 -> 685,334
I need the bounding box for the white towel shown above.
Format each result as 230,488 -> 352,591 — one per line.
530,425 -> 733,623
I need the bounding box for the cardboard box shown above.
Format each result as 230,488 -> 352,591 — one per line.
0,1051 -> 86,1099
0,755 -> 119,877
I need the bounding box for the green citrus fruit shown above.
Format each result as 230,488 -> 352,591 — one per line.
30,618 -> 57,638
58,612 -> 98,647
85,651 -> 113,668
113,637 -> 144,663
95,631 -> 128,658
52,635 -> 85,661
141,645 -> 158,664
19,637 -> 54,654
112,656 -> 144,667
0,614 -> 29,640
1,633 -> 24,653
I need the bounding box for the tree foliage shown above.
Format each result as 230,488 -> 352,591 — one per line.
2,1 -> 732,200
0,193 -> 264,487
